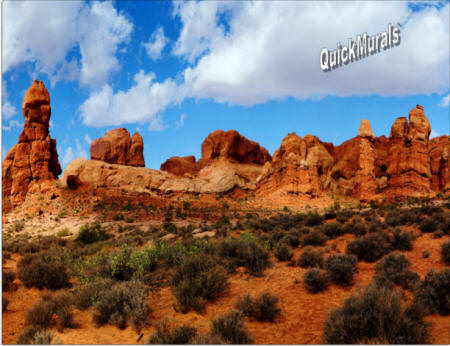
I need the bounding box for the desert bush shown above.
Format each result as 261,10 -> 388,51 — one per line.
18,254 -> 71,290
217,236 -> 270,276
345,221 -> 367,236
301,229 -> 329,247
422,250 -> 430,258
304,212 -> 323,226
323,280 -> 431,344
375,252 -> 419,289
433,230 -> 444,238
389,228 -> 415,251
274,243 -> 293,262
25,300 -> 54,329
16,326 -> 55,345
148,323 -> 197,344
303,268 -> 329,293
281,233 -> 300,247
367,219 -> 384,233
419,217 -> 438,233
336,209 -> 354,224
113,213 -> 124,221
346,232 -> 392,262
325,254 -> 357,286
2,270 -> 16,291
73,278 -> 116,310
76,223 -> 110,244
415,268 -> 450,316
385,210 -> 409,227
322,222 -> 345,238
172,255 -> 228,313
93,280 -> 150,330
210,311 -> 252,344
441,240 -> 450,265
297,248 -> 324,268
57,228 -> 70,237
234,291 -> 280,322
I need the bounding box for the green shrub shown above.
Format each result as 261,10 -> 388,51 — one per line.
57,228 -> 70,237
345,221 -> 367,236
18,254 -> 71,290
234,291 -> 281,322
441,240 -> 450,265
281,233 -> 300,247
325,254 -> 357,286
415,268 -> 450,316
304,212 -> 324,226
274,243 -> 293,262
375,252 -> 419,289
76,223 -> 110,244
346,232 -> 392,262
210,311 -> 252,344
93,280 -> 150,330
301,229 -> 329,247
25,300 -> 54,329
297,248 -> 324,269
148,324 -> 197,344
172,255 -> 228,313
217,237 -> 270,276
73,278 -> 116,310
303,268 -> 329,293
2,270 -> 15,291
323,280 -> 430,344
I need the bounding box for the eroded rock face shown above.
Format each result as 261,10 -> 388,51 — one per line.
385,105 -> 432,197
200,130 -> 271,165
2,80 -> 61,207
257,133 -> 334,196
429,135 -> 450,193
160,156 -> 199,177
90,128 -> 145,167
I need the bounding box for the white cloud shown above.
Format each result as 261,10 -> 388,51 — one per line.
143,26 -> 169,61
176,113 -> 187,128
430,129 -> 440,139
176,1 -> 449,105
77,2 -> 133,89
3,1 -> 132,89
2,82 -> 18,120
62,147 -> 75,167
2,120 -> 22,132
79,70 -> 180,127
84,134 -> 92,144
439,93 -> 449,107
148,116 -> 165,132
62,139 -> 88,167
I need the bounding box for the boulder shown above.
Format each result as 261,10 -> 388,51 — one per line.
200,129 -> 271,165
2,80 -> 61,207
160,155 -> 199,177
90,128 -> 145,167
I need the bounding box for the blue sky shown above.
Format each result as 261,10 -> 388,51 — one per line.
2,1 -> 449,171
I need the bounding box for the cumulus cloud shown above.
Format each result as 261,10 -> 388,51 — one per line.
175,1 -> 449,105
62,139 -> 88,167
3,1 -> 132,89
2,120 -> 22,132
2,83 -> 18,120
439,93 -> 449,107
79,70 -> 180,127
143,26 -> 169,61
430,129 -> 440,139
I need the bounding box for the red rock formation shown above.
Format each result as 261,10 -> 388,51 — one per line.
358,120 -> 377,201
199,130 -> 271,165
160,155 -> 199,177
90,128 -> 145,167
257,133 -> 334,196
429,135 -> 450,193
2,80 -> 61,207
385,105 -> 432,197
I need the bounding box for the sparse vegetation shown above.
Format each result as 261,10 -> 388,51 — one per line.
325,254 -> 357,286
274,243 -> 293,261
77,223 -> 110,244
234,291 -> 281,322
210,311 -> 252,344
297,248 -> 324,268
346,232 -> 392,262
303,268 -> 329,293
441,240 -> 450,265
375,252 -> 419,289
323,280 -> 431,344
415,268 -> 450,316
148,323 -> 197,344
